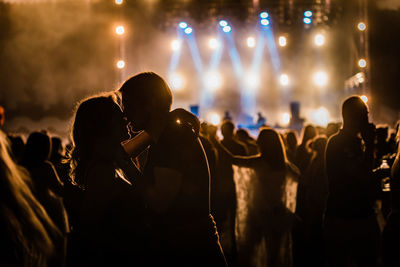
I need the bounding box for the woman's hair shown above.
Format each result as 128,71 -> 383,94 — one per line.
285,131 -> 298,151
0,130 -> 59,266
257,127 -> 287,170
300,125 -> 317,145
69,93 -> 124,187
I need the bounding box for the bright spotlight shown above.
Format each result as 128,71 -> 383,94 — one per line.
260,12 -> 269,19
244,73 -> 260,91
314,34 -> 325,46
219,20 -> 228,27
310,107 -> 330,127
169,73 -> 184,91
280,74 -> 289,86
204,71 -> 222,90
222,26 -> 231,33
171,40 -> 181,51
280,112 -> 291,127
304,11 -> 313,17
357,22 -> 366,31
247,37 -> 256,48
278,36 -> 287,47
115,0 -> 123,5
303,17 -> 312,24
260,19 -> 270,26
115,26 -> 125,35
116,60 -> 125,69
358,58 -> 367,68
360,95 -> 368,103
179,22 -> 188,29
208,38 -> 219,49
313,71 -> 328,87
184,27 -> 193,35
209,113 -> 221,126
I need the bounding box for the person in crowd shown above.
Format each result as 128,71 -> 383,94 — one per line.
21,131 -> 69,265
50,136 -> 70,185
0,129 -> 63,266
383,120 -> 400,266
284,130 -> 298,164
324,96 -> 380,267
326,122 -> 340,138
375,126 -> 391,164
295,135 -> 329,267
67,92 -> 163,266
119,72 -> 227,266
213,120 -> 248,264
294,124 -> 317,174
210,127 -> 299,267
236,128 -> 259,156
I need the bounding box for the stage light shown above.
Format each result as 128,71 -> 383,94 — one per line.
171,40 -> 181,51
244,73 -> 260,91
222,26 -> 231,33
184,27 -> 193,35
168,73 -> 184,91
360,95 -> 368,103
303,18 -> 312,24
280,112 -> 291,127
116,60 -> 125,69
314,34 -> 325,46
280,74 -> 289,86
357,22 -> 366,31
209,112 -> 221,126
260,19 -> 270,26
260,12 -> 269,19
204,71 -> 222,90
304,11 -> 313,17
208,38 -> 219,49
179,22 -> 188,29
358,58 -> 367,68
313,71 -> 328,87
219,20 -> 228,27
247,37 -> 256,48
115,26 -> 125,35
115,0 -> 123,5
278,36 -> 287,47
310,107 -> 330,127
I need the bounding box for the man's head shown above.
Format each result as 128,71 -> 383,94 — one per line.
119,72 -> 173,131
342,96 -> 369,132
221,120 -> 235,140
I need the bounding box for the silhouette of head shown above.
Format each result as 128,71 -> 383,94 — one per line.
301,125 -> 317,145
236,128 -> 251,142
8,135 -> 25,164
257,127 -> 287,169
285,131 -> 298,151
221,120 -> 235,140
310,136 -> 327,155
342,96 -> 369,131
23,131 -> 52,167
326,122 -> 340,137
119,72 -> 173,131
376,126 -> 388,142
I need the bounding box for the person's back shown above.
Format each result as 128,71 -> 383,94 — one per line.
324,96 -> 380,267
144,109 -> 227,266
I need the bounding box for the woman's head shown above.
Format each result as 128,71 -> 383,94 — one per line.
301,125 -> 317,145
285,131 -> 298,151
69,94 -> 128,185
119,72 -> 173,131
257,127 -> 287,169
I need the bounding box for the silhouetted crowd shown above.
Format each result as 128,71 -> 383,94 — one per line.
1,72 -> 400,267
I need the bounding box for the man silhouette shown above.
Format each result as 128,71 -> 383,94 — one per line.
324,96 -> 380,267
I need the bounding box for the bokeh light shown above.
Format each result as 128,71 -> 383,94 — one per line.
360,95 -> 368,103
204,71 -> 223,90
260,12 -> 269,19
171,39 -> 181,51
209,113 -> 221,126
279,36 -> 287,47
280,112 -> 291,126
247,37 -> 256,48
314,34 -> 325,46
115,25 -> 125,35
184,27 -> 193,35
313,71 -> 328,87
280,74 -> 289,86
304,11 -> 313,17
116,60 -> 125,69
303,18 -> 312,24
223,26 -> 232,33
357,22 -> 366,31
310,107 -> 330,127
115,0 -> 123,5
219,20 -> 228,27
244,72 -> 260,91
358,58 -> 367,68
168,73 -> 184,91
260,19 -> 270,26
208,38 -> 219,49
179,22 -> 188,29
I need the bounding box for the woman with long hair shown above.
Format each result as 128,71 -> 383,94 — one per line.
0,129 -> 62,266
210,127 -> 299,267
